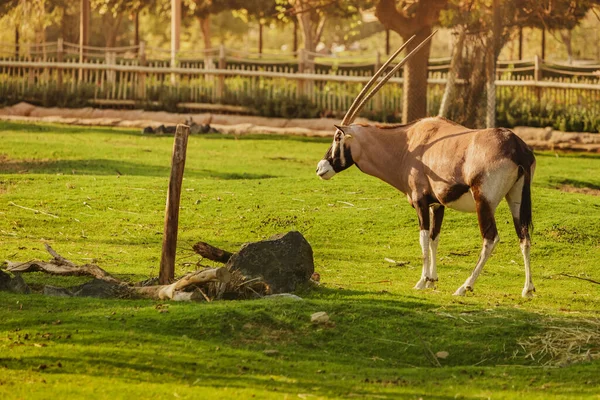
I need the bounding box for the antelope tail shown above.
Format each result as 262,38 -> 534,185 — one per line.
519,164 -> 533,237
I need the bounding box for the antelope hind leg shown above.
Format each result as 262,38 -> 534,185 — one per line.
453,236 -> 499,296
414,230 -> 431,290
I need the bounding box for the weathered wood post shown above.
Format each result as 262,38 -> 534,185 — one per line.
57,38 -> 64,89
374,51 -> 382,114
159,124 -> 190,284
217,44 -> 226,100
534,54 -> 542,102
79,0 -> 90,82
137,41 -> 146,100
297,48 -> 305,97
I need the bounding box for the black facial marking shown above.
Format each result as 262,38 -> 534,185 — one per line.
322,133 -> 354,173
430,206 -> 445,241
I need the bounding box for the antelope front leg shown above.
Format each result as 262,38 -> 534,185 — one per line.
426,206 -> 444,289
414,200 -> 431,290
414,230 -> 430,290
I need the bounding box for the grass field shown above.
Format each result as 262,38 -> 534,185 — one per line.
1,121 -> 599,399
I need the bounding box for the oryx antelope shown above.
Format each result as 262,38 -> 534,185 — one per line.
316,33 -> 536,297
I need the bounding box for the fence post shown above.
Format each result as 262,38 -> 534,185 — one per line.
534,54 -> 542,82
374,51 -> 382,113
57,38 -> 64,89
297,48 -> 305,97
159,124 -> 190,285
534,54 -> 542,101
217,44 -> 226,100
137,41 -> 146,100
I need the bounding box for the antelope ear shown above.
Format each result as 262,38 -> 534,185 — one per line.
334,124 -> 349,133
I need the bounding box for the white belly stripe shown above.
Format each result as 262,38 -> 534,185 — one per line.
446,192 -> 477,213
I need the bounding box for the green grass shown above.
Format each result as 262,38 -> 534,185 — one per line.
1,121 -> 599,399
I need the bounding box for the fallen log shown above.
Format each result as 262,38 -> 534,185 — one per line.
192,241 -> 233,263
131,267 -> 231,300
5,244 -> 120,283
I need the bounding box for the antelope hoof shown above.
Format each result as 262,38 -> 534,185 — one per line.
453,285 -> 472,297
425,278 -> 438,289
414,278 -> 428,290
522,285 -> 536,298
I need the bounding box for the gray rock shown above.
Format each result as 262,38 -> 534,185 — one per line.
0,272 -> 31,294
72,279 -> 129,299
0,269 -> 11,290
226,231 -> 314,294
44,285 -> 73,297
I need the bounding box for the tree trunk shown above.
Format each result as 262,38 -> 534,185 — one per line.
199,15 -> 211,49
258,22 -> 263,55
402,27 -> 433,123
293,17 -> 298,52
439,27 -> 465,118
298,15 -> 314,53
15,25 -> 19,58
103,14 -> 123,48
374,0 -> 448,123
464,45 -> 487,127
559,30 -> 573,64
134,11 -> 140,46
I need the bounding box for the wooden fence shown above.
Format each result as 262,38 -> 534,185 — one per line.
1,40 -> 600,122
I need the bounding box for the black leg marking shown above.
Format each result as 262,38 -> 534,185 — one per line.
430,206 -> 445,241
475,196 -> 497,240
416,197 -> 430,231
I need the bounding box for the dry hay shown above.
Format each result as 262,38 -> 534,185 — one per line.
517,318 -> 600,366
558,184 -> 600,197
202,268 -> 270,300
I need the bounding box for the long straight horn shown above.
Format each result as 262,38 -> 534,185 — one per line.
340,35 -> 417,125
348,30 -> 437,123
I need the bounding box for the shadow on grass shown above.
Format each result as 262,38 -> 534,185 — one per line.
0,121 -> 333,144
0,121 -> 141,136
550,178 -> 600,191
0,158 -> 277,180
1,289 -> 598,397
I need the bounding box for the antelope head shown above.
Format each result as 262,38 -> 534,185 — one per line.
316,32 -> 436,180
316,125 -> 355,180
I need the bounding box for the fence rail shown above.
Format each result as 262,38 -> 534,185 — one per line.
2,40 -> 600,129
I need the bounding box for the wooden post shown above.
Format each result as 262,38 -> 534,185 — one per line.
258,21 -> 263,56
171,0 -> 181,85
57,38 -> 64,89
486,0 -> 500,129
79,0 -> 90,81
137,41 -> 146,99
159,124 -> 190,284
297,48 -> 305,97
385,29 -> 390,56
534,54 -> 542,81
518,27 -> 523,60
534,54 -> 542,102
134,11 -> 140,46
217,44 -> 225,100
374,51 -> 382,112
293,17 -> 298,53
541,27 -> 546,60
15,25 -> 19,58
106,51 -> 116,86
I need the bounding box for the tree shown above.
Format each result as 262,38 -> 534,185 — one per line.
375,0 -> 449,123
438,0 -> 600,127
92,0 -> 152,46
278,0 -> 362,54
